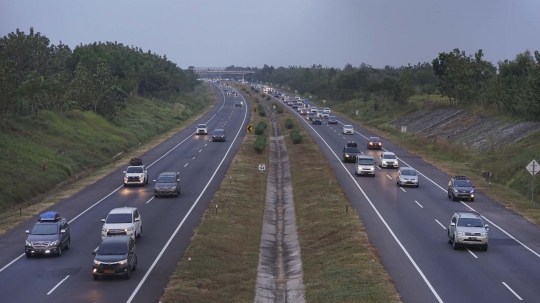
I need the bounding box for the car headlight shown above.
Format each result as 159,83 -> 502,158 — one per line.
382,160 -> 387,164
125,227 -> 134,232
482,233 -> 488,237
345,155 -> 349,157
94,260 -> 101,265
50,240 -> 59,246
453,189 -> 458,193
118,259 -> 128,265
124,175 -> 128,180
26,241 -> 32,246
170,186 -> 177,190
457,232 -> 464,236
140,174 -> 144,179
102,228 -> 107,233
370,167 -> 374,170
470,189 -> 474,193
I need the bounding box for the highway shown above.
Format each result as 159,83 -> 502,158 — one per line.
271,93 -> 540,303
0,83 -> 249,303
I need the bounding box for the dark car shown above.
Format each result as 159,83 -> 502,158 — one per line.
25,212 -> 71,257
448,176 -> 475,202
312,117 -> 322,125
213,129 -> 226,142
300,109 -> 309,115
343,142 -> 360,162
92,235 -> 137,280
307,113 -> 315,121
235,100 -> 243,107
367,137 -> 382,149
154,172 -> 181,198
328,116 -> 338,124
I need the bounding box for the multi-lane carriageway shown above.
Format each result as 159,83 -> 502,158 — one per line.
273,94 -> 540,303
0,84 -> 249,303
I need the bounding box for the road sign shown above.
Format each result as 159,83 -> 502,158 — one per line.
258,163 -> 266,173
323,100 -> 326,104
526,160 -> 539,176
401,126 -> 407,133
254,98 -> 259,103
247,125 -> 253,133
253,107 -> 258,113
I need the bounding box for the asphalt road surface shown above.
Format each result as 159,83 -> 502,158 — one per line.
0,83 -> 249,303
272,94 -> 540,303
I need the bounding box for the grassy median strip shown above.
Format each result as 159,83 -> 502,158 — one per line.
160,93 -> 268,302
272,99 -> 401,302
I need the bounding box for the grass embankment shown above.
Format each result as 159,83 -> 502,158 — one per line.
160,93 -> 267,302
268,97 -> 401,302
0,84 -> 214,234
303,95 -> 540,226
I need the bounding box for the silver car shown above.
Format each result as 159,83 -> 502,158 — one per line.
355,155 -> 375,177
343,125 -> 354,135
448,212 -> 489,251
396,167 -> 419,187
379,152 -> 399,168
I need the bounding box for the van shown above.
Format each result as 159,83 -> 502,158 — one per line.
355,155 -> 376,177
310,107 -> 318,114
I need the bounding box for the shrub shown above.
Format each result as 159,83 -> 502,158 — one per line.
261,93 -> 266,98
275,105 -> 283,114
285,118 -> 294,129
250,86 -> 255,91
254,135 -> 267,153
290,129 -> 302,144
254,121 -> 267,135
258,104 -> 266,117
254,89 -> 259,93
266,96 -> 271,101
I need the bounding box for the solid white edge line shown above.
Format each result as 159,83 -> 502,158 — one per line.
0,84 -> 228,274
126,86 -> 248,303
502,282 -> 523,300
466,248 -> 478,259
435,219 -> 447,230
285,104 -> 444,303
47,275 -> 70,295
400,187 -> 406,192
415,200 -> 424,208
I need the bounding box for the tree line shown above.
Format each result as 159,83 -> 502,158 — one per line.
0,27 -> 200,119
229,48 -> 540,119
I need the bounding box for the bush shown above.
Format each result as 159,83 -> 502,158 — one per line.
285,118 -> 294,129
254,135 -> 267,153
290,129 -> 302,144
254,121 -> 267,135
258,104 -> 266,117
266,96 -> 271,101
261,93 -> 266,98
254,89 -> 259,93
275,105 -> 283,114
250,86 -> 254,91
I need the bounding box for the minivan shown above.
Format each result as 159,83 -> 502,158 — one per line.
355,155 -> 376,177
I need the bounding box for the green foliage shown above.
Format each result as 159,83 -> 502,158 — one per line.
285,118 -> 294,129
253,135 -> 267,153
254,121 -> 267,135
266,96 -> 271,101
275,105 -> 283,114
258,104 -> 266,117
261,93 -> 266,97
290,129 -> 302,144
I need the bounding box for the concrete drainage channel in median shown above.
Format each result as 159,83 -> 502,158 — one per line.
254,103 -> 305,303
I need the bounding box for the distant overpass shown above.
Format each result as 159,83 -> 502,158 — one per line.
194,67 -> 255,82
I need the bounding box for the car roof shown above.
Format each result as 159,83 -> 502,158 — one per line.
357,155 -> 374,160
158,172 -> 178,177
198,124 -> 207,127
382,152 -> 395,155
109,207 -> 137,214
455,212 -> 481,219
214,129 -> 225,132
344,125 -> 352,127
101,235 -> 132,244
400,167 -> 415,171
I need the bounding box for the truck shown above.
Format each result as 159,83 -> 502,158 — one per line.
123,158 -> 148,187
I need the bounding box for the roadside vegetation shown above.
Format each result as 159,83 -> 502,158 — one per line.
160,92 -> 267,302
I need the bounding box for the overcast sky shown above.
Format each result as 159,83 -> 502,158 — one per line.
2,0 -> 540,69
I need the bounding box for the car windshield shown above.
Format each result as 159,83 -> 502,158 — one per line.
329,116 -> 336,119
358,159 -> 374,165
370,137 -> 381,142
106,213 -> 132,224
457,218 -> 484,227
345,147 -> 358,153
158,175 -> 176,183
126,167 -> 143,173
214,130 -> 224,135
197,124 -> 206,128
455,180 -> 472,187
98,243 -> 127,255
401,169 -> 417,176
31,224 -> 58,235
344,125 -> 352,129
383,154 -> 396,159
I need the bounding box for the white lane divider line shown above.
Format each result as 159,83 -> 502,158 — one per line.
400,187 -> 406,192
435,219 -> 447,230
343,137 -> 346,139
47,275 -> 70,295
192,156 -> 196,159
386,175 -> 392,180
205,144 -> 208,147
0,254 -> 24,273
415,200 -> 424,208
360,151 -> 364,154
502,282 -> 523,300
377,166 -> 381,170
199,149 -> 202,153
466,248 -> 478,259
146,197 -> 154,204
184,163 -> 188,167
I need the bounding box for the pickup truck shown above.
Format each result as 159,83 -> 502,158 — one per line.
123,158 -> 148,187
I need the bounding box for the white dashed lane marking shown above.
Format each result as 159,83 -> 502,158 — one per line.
386,175 -> 392,180
415,200 -> 423,208
400,187 -> 406,192
184,163 -> 188,167
435,219 -> 446,230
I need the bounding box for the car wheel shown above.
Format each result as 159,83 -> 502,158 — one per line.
57,245 -> 62,257
26,252 -> 32,258
125,267 -> 131,280
65,238 -> 70,250
452,194 -> 458,202
447,232 -> 452,244
93,274 -> 99,281
372,174 -> 376,177
132,256 -> 137,271
137,227 -> 142,239
470,198 -> 475,202
145,178 -> 148,185
124,184 -> 127,187
482,244 -> 488,251
448,191 -> 451,199
416,184 -> 419,188
452,237 -> 459,250
154,194 -> 159,198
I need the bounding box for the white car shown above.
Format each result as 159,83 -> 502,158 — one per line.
101,207 -> 142,241
123,165 -> 148,187
310,107 -> 318,114
196,124 -> 208,135
355,155 -> 376,177
379,152 -> 399,168
396,167 -> 419,187
343,125 -> 354,134
323,107 -> 331,114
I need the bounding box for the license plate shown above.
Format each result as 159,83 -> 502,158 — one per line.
104,270 -> 115,274
469,237 -> 477,240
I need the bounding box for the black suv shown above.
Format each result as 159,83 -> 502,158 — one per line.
312,116 -> 322,125
25,212 -> 71,257
343,141 -> 360,162
154,172 -> 181,197
92,235 -> 137,280
212,129 -> 226,142
235,100 -> 243,107
448,175 -> 475,202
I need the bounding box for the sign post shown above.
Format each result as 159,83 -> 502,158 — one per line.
401,126 -> 407,145
526,160 -> 539,207
259,164 -> 266,203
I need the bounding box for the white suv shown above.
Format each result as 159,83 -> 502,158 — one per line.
101,207 -> 142,241
196,124 -> 208,135
343,125 -> 354,134
379,152 -> 399,168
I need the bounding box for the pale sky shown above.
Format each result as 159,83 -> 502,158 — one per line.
2,0 -> 540,69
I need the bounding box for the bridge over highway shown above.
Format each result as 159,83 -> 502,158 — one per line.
194,67 -> 254,82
